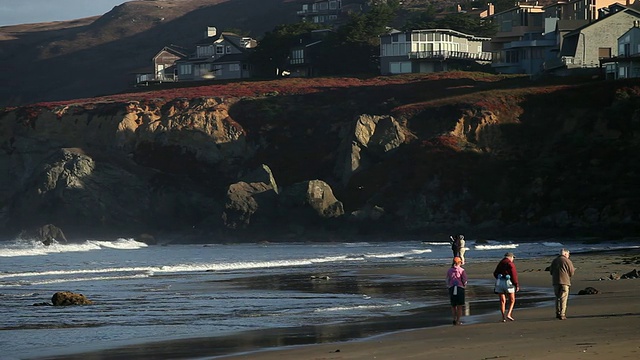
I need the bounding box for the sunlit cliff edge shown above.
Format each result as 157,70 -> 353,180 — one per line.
1,73 -> 639,243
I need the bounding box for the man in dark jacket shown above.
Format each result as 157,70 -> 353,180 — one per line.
549,248 -> 575,320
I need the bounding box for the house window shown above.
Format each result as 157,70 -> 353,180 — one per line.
178,63 -> 192,75
598,47 -> 611,58
197,45 -> 213,57
291,49 -> 305,64
329,0 -> 338,10
390,61 -> 411,74
226,45 -> 231,53
216,45 -> 225,54
229,64 -> 240,72
619,66 -> 628,78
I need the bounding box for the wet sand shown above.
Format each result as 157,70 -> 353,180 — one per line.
217,248 -> 640,360
33,248 -> 640,360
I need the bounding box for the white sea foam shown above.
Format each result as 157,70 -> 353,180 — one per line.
0,273 -> 150,287
474,244 -> 519,250
542,242 -> 564,247
410,249 -> 432,254
314,303 -> 403,312
0,238 -> 147,257
87,238 -> 148,250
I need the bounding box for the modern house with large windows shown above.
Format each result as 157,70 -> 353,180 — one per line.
379,28 -> 492,75
486,2 -> 551,74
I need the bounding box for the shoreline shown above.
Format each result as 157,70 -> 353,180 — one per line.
31,248 -> 640,360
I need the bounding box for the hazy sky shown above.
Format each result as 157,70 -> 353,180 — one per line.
0,0 -> 133,26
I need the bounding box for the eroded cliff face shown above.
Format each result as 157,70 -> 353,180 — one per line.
2,78 -> 640,242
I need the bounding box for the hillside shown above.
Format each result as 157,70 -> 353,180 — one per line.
0,0 -> 302,107
1,72 -> 639,243
0,0 -> 520,107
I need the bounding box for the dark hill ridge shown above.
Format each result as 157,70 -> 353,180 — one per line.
0,0 -> 300,107
1,72 -> 639,242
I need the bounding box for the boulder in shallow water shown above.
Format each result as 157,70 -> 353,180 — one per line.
51,291 -> 93,306
21,224 -> 68,245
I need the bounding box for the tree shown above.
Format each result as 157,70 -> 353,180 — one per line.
315,1 -> 399,75
435,13 -> 498,37
250,22 -> 326,77
402,6 -> 438,31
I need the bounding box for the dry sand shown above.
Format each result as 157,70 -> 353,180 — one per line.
218,249 -> 640,360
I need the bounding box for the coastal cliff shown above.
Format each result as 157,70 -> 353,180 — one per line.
1,73 -> 639,242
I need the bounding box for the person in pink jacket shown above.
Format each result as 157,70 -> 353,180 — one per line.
446,256 -> 468,325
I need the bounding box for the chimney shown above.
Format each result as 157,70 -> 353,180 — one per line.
205,26 -> 217,38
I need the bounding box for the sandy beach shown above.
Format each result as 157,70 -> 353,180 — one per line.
217,248 -> 640,360
33,247 -> 640,360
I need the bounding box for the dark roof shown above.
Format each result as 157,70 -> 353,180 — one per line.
556,20 -> 589,32
565,6 -> 640,37
155,44 -> 188,59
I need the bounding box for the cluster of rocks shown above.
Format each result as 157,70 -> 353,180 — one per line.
601,269 -> 640,281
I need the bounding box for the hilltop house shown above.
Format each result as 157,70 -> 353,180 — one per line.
137,27 -> 257,84
176,27 -> 257,81
545,4 -> 640,74
379,28 -> 492,75
285,29 -> 333,77
136,45 -> 188,85
602,22 -> 640,78
486,2 -> 550,74
297,0 -> 343,24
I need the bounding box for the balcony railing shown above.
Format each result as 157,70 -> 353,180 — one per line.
408,50 -> 492,61
544,56 -> 600,70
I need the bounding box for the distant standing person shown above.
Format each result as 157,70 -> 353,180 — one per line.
493,252 -> 519,322
450,235 -> 466,264
549,248 -> 575,320
446,256 -> 468,325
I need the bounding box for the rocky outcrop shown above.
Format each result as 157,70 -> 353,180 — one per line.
51,291 -> 93,306
222,165 -> 279,229
279,180 -> 344,219
2,76 -> 640,241
334,114 -> 407,185
23,224 -> 68,245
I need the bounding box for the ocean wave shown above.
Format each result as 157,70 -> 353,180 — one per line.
474,244 -> 519,250
541,242 -> 564,247
0,238 -> 147,257
0,273 -> 150,287
314,303 -> 403,312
